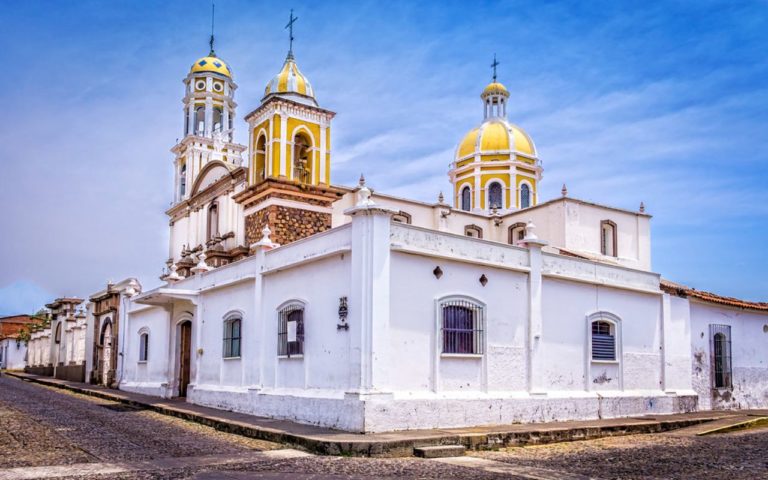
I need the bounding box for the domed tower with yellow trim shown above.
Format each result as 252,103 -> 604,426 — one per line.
234,11 -> 344,248
449,61 -> 543,213
171,41 -> 246,204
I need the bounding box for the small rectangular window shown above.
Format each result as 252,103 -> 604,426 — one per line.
223,318 -> 241,358
441,299 -> 484,355
278,305 -> 304,357
591,321 -> 616,361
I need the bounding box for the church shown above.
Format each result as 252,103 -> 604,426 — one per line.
24,17 -> 768,433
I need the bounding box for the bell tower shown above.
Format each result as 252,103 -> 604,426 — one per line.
234,11 -> 344,247
171,35 -> 245,204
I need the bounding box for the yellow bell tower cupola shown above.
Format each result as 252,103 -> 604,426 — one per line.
171,28 -> 246,205
234,11 -> 344,248
449,56 -> 543,213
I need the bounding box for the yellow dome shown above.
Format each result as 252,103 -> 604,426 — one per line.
455,119 -> 536,160
264,54 -> 315,102
190,55 -> 232,78
482,82 -> 509,97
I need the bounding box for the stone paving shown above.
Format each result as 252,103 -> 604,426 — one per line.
2,374 -> 768,479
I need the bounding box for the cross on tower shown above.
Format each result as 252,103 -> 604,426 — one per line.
209,1 -> 216,55
491,54 -> 499,82
286,9 -> 298,57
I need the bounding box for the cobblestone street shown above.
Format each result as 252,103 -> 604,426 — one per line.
1,375 -> 767,479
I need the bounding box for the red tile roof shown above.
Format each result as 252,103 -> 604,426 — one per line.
661,279 -> 768,312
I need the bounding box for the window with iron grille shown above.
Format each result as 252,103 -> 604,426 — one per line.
440,298 -> 484,355
278,304 -> 304,357
223,316 -> 241,358
139,333 -> 149,362
710,324 -> 732,388
591,320 -> 616,361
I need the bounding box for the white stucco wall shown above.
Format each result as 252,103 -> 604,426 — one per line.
0,339 -> 27,370
688,300 -> 768,410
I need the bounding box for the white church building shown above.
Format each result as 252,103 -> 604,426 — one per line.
48,32 -> 767,433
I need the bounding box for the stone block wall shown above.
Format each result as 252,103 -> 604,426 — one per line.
245,205 -> 332,246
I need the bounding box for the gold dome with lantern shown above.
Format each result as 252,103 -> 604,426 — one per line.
449,68 -> 543,213
190,54 -> 232,78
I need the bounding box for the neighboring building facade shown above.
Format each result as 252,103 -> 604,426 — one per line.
84,279 -> 142,387
0,315 -> 36,370
25,298 -> 87,381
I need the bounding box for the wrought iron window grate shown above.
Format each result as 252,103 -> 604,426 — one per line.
278,305 -> 304,357
710,324 -> 732,388
441,299 -> 484,355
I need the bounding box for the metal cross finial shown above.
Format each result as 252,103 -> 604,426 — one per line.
209,1 -> 216,56
286,9 -> 298,57
491,54 -> 499,82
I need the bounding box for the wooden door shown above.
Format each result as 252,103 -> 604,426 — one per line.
179,321 -> 192,397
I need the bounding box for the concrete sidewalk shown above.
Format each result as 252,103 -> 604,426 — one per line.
5,371 -> 763,457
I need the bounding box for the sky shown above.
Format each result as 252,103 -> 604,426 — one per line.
0,0 -> 766,315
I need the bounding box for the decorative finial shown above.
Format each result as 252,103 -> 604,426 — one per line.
209,1 -> 216,56
356,174 -> 375,207
261,224 -> 272,243
192,252 -> 212,274
561,183 -> 568,197
285,9 -> 298,58
524,220 -> 538,240
639,201 -> 645,213
167,263 -> 181,281
438,191 -> 445,204
491,54 -> 499,83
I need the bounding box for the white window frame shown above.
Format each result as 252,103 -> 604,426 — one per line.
585,311 -> 623,389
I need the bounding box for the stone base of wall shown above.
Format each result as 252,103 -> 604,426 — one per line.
184,386 -> 699,433
25,365 -> 54,377
245,205 -> 332,247
54,363 -> 85,382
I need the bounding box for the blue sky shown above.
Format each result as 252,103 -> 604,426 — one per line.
1,0 -> 766,314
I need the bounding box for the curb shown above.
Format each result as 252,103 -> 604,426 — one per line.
5,372 -> 720,457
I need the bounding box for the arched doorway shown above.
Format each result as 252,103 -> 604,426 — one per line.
100,320 -> 113,386
178,321 -> 192,397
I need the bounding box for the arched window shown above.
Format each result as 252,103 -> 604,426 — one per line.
292,133 -> 312,183
591,320 -> 616,361
488,182 -> 503,210
179,163 -> 187,198
600,220 -> 617,257
278,302 -> 304,357
207,202 -> 219,240
439,296 -> 485,355
223,315 -> 241,358
213,107 -> 223,132
54,323 -> 62,344
392,211 -> 412,224
461,186 -> 471,211
520,183 -> 531,209
139,332 -> 149,362
711,325 -> 732,388
254,135 -> 267,182
184,110 -> 190,135
464,224 -> 483,239
508,222 -> 527,245
194,106 -> 205,134
227,110 -> 233,132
